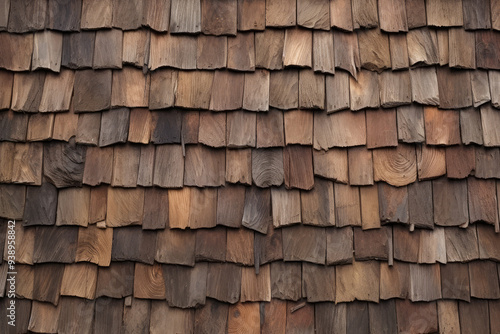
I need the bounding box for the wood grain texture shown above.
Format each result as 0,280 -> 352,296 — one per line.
379,71 -> 411,108
396,300 -> 438,333
301,178 -> 335,226
111,226 -> 156,264
271,186 -> 301,227
284,145 -> 314,190
149,69 -> 177,109
313,31 -> 334,74
11,72 -> 45,112
426,0 -> 463,26
82,146 -> 113,186
176,71 -> 213,109
23,182 -> 57,226
194,298 -> 228,334
170,0 -> 201,33
481,104 -> 500,146
284,110 -> 312,145
93,29 -> 122,69
8,0 -> 47,32
111,67 -> 149,108
227,32 -> 255,71
73,69 -> 112,112
283,28 -> 312,68
216,184 -> 245,228
195,226 -> 226,261
463,0 -> 491,29
242,186 -> 272,234
478,224 -> 500,261
448,28 -> 476,69
299,70 -> 324,109
469,260 -> 500,299
282,225 -> 326,264
378,0 -> 407,32
336,260 -> 380,302
302,263 -> 335,302
252,148 -> 284,187
445,226 -> 479,262
111,144 -> 140,188
476,147 -> 500,179
255,222 -> 283,264
226,149 -> 252,185
60,263 -> 98,299
0,33 -> 33,71
424,107 -> 461,145
468,178 -> 498,225
410,67 -> 439,105
58,298 -> 95,334
409,263 -> 442,301
460,107 -> 483,145
33,225 -> 78,263
149,33 -> 197,70
28,301 -> 61,333
389,34 -> 409,70
436,68 -> 472,109
347,147 -> 373,186
201,0 -> 237,35
378,183 -> 409,224
237,0 -> 265,30
196,35 -> 227,70
81,0 -> 112,29
155,228 -> 195,266
38,69 -> 73,113
44,140 -> 86,188
286,300 -> 315,334
350,70 -> 379,110
334,183 -> 361,227
242,70 -> 269,111
265,0 -> 296,26
441,262 -> 470,301
76,225 -> 112,266
380,261 -> 410,299
26,113 -> 53,141
226,227 -> 254,265
366,109 -> 398,148
133,263 -> 166,299
433,178 -> 468,226
297,0 -> 329,29
241,264 -> 271,302
416,145 -> 446,180
326,227 -> 353,265
228,302 -> 260,334
150,110 -> 181,144
143,0 -> 171,31
325,71 -> 349,112
106,187 -> 144,227
255,29 -> 284,70
182,111 -> 200,144
99,108 -> 130,147
270,262 -> 301,300
56,187 -> 90,227
206,263 -> 241,303
199,112 -> 226,147
269,70 -> 298,109
227,111 -> 256,148
33,263 -> 65,305
397,105 -> 425,143
459,300 -> 490,334
408,28 -> 439,66
352,0 -> 378,28
149,301 -> 194,334
184,145 -> 225,187
406,0 -> 426,29
95,262 -> 134,298
373,145 -> 416,187
77,114 -> 100,145
476,30 -> 500,69
354,227 -> 391,261
315,302 -> 346,334
210,70 -> 244,110
358,28 -> 391,72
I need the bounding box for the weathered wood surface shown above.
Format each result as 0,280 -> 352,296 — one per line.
242,186 -> 271,233
255,29 -> 284,70
227,111 -> 256,148
170,0 -> 201,33
378,183 -> 409,224
334,183 -> 361,227
270,262 -> 301,300
269,70 -> 298,110
410,67 -> 439,105
241,265 -> 271,302
149,33 -> 197,70
282,225 -> 325,264
237,0 -> 265,31
373,145 -> 417,187
265,0 -> 296,27
358,28 -> 391,72
11,72 -> 45,112
227,32 -> 255,71
299,70 -> 324,109
271,187 -> 301,227
336,260 -> 380,303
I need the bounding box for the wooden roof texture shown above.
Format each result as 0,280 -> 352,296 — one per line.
0,0 -> 500,332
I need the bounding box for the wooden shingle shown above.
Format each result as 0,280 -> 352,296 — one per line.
241,265 -> 271,302
284,145 -> 314,190
194,299 -> 228,334
111,144 -> 140,188
32,30 -> 63,72
265,0 -> 296,27
210,70 -> 244,111
142,0 -> 171,31
111,226 -> 156,264
409,264 -> 442,301
163,263 -> 207,308
378,0 -> 407,32
242,186 -> 271,234
82,146 -> 113,186
334,31 -> 359,78
73,70 -> 111,112
436,29 -> 449,66
24,183 -> 57,226
175,71 -> 212,109
184,145 -> 225,187
313,31 -> 334,74
111,67 -> 149,108
330,0 -> 353,31
34,263 -> 63,303
48,0 -> 81,30
448,28 -> 476,69
426,0 -> 463,27
440,262 -> 470,301
94,298 -> 124,333
360,185 -> 380,230
243,69 -> 270,111
325,72 -> 349,113
196,35 -> 227,70
469,261 -> 500,299
142,188 -> 169,230
206,263 -> 241,303
334,183 -> 361,227
302,263 -> 335,302
416,145 -> 446,180
408,181 -> 434,229
396,300 -> 438,333
410,67 -> 439,105
299,70 -> 324,109
478,224 -> 500,260
111,0 -> 143,30
424,107 -> 461,145
475,147 -> 500,179
95,262 -> 134,298
271,186 -> 301,227
44,140 -> 86,188
27,113 -> 54,141
269,70 -> 298,109
445,227 -> 479,262
284,110 -> 313,145
468,178 -> 498,225
152,144 -> 184,188
366,109 -> 398,148
446,145 -> 475,179
227,32 -> 255,71
238,0 -> 265,31
459,300 -> 490,334
407,28 -> 439,66
28,301 -> 61,333
0,71 -> 13,110
226,149 -> 252,184
56,187 -> 90,227
58,298 -> 95,334
256,109 -> 284,148
348,147 -> 373,185
358,28 -> 391,72
312,149 -> 348,183
433,178 -> 468,227
150,110 -> 182,144
33,226 -> 78,263
199,112 -> 226,147
149,32 -> 197,70
301,178 -> 335,226
11,72 -> 45,112
336,260 -> 380,303
297,0 -> 329,30
81,0 -> 112,29
373,145 -> 417,187
350,70 -> 379,110
155,228 -> 195,266
460,107 -> 483,145
228,303 -> 260,333
60,263 -> 98,300
0,33 -> 33,71
93,29 -> 122,69
282,224 -> 326,264
170,0 -> 201,33
99,108 -> 130,147
378,182 -> 409,224
226,227 -> 254,265
39,69 -> 74,112
470,70 -> 491,107
462,0 -> 491,29
379,70 -> 411,108
128,108 -> 152,144
149,69 -> 177,110
352,0 -> 378,29
137,144 -> 156,186
380,262 -> 410,299
270,262 -> 301,300
354,227 -> 391,261
107,188 -> 144,227
481,104 -> 500,146
389,34 -> 409,70
397,104 -> 425,143
418,227 -> 447,264
133,263 -> 166,300
284,28 -> 312,68
476,31 -> 500,69
436,68 -> 472,109
182,111 -> 200,144
76,225 -> 112,266
8,0 -> 47,32
255,29 -> 284,70
201,0 -> 236,35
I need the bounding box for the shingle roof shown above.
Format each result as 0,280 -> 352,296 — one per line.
1,0 -> 500,332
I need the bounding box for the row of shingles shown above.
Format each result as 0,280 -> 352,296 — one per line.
4,59 -> 500,114
1,222 -> 499,305
3,24 -> 500,75
3,0 -> 500,34
2,296 -> 499,334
